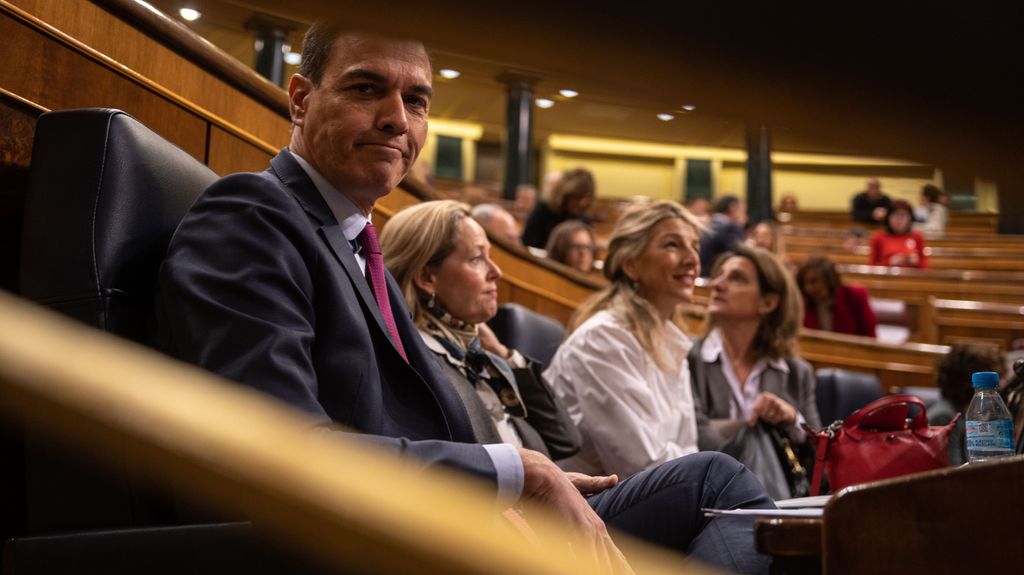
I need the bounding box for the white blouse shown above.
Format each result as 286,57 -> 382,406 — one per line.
543,310 -> 698,478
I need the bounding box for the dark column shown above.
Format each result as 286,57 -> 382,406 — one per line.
497,71 -> 539,200
246,17 -> 291,86
746,123 -> 773,223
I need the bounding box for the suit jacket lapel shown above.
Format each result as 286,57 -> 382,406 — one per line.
269,151 -> 393,347
707,361 -> 734,418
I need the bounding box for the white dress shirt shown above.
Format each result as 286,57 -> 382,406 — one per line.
700,328 -> 806,441
289,149 -> 523,502
543,310 -> 699,478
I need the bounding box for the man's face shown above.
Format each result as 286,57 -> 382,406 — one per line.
288,35 -> 432,213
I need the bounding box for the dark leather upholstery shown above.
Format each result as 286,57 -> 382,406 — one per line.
4,109 -> 311,573
20,108 -> 216,346
487,303 -> 566,367
814,368 -> 884,424
15,109 -> 217,536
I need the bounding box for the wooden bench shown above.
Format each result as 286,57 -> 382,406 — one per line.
786,246 -> 1024,273
781,209 -> 999,234
921,297 -> 1024,352
756,456 -> 1024,574
783,225 -> 1024,251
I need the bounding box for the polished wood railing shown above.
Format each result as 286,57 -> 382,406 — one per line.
0,290 -> 701,574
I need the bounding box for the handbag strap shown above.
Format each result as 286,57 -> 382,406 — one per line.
844,394 -> 927,440
805,421 -> 840,496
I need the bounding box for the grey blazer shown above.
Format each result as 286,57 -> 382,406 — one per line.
687,339 -> 821,451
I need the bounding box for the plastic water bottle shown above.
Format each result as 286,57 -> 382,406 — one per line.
965,371 -> 1015,463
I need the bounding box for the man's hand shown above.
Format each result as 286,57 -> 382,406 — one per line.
748,391 -> 797,427
518,449 -> 633,573
872,206 -> 888,221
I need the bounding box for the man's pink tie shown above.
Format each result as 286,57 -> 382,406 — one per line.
357,222 -> 408,362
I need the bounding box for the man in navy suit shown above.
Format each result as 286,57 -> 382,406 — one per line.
158,23 -> 772,574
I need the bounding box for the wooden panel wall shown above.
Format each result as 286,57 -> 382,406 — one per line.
0,0 -> 289,296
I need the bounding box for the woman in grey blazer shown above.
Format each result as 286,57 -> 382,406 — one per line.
689,244 -> 820,498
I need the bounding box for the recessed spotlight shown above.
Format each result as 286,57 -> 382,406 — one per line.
284,51 -> 302,66
179,7 -> 200,21
535,98 -> 555,109
656,113 -> 675,121
559,89 -> 579,98
439,69 -> 461,79
681,104 -> 697,111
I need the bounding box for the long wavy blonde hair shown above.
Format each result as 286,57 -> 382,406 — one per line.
570,200 -> 704,372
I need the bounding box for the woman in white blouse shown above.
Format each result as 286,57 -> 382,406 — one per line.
688,244 -> 820,497
544,200 -> 704,478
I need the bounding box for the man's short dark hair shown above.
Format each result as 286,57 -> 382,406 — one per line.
713,195 -> 739,215
937,343 -> 1003,410
298,22 -> 343,86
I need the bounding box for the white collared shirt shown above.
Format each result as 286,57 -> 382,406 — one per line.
544,310 -> 698,478
700,328 -> 789,420
700,328 -> 806,440
289,149 -> 371,274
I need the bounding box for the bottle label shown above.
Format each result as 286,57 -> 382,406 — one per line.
966,419 -> 1015,451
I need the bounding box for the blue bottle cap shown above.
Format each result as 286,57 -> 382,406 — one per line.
972,371 -> 1000,389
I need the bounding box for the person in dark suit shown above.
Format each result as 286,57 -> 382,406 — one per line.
158,23 -> 772,574
699,195 -> 747,276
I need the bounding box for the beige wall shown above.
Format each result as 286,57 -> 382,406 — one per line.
546,152 -> 678,200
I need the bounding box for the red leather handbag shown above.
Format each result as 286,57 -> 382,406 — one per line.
807,395 -> 960,495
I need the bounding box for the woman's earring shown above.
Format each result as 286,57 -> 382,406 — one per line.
427,292 -> 436,310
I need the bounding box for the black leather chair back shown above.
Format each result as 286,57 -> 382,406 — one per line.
487,303 -> 567,367
20,108 -> 217,345
16,109 -> 217,533
815,368 -> 884,424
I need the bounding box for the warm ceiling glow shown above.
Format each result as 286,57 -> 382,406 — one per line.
179,7 -> 201,21
284,52 -> 302,66
439,69 -> 461,79
656,113 -> 675,121
535,98 -> 555,109
681,104 -> 697,111
559,89 -> 579,98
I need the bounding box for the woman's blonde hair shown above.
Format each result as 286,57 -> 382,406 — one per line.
707,244 -> 803,360
542,167 -> 595,213
570,200 -> 704,372
379,200 -> 472,327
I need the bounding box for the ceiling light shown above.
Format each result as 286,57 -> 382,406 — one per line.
681,104 -> 697,111
439,69 -> 461,79
559,89 -> 579,98
179,7 -> 200,21
535,98 -> 555,109
656,113 -> 675,121
284,51 -> 302,66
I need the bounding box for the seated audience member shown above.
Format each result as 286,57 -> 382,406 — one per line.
851,177 -> 892,223
699,195 -> 748,276
689,245 -> 821,499
471,202 -> 521,245
158,26 -> 773,573
381,200 -> 578,460
521,168 -> 595,249
778,194 -> 798,213
512,183 -> 537,221
932,343 -> 1004,466
746,220 -> 792,272
869,200 -> 929,268
796,256 -> 878,337
684,196 -> 712,227
545,220 -> 597,274
544,201 -> 705,478
914,184 -> 948,234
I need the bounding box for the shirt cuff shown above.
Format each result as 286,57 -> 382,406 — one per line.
482,443 -> 524,504
506,349 -> 528,369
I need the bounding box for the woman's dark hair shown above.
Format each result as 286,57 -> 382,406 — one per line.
937,343 -> 1003,410
921,184 -> 943,204
796,255 -> 842,300
884,200 -> 914,234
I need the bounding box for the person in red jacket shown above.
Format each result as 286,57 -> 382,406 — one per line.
869,200 -> 929,268
797,256 -> 878,337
